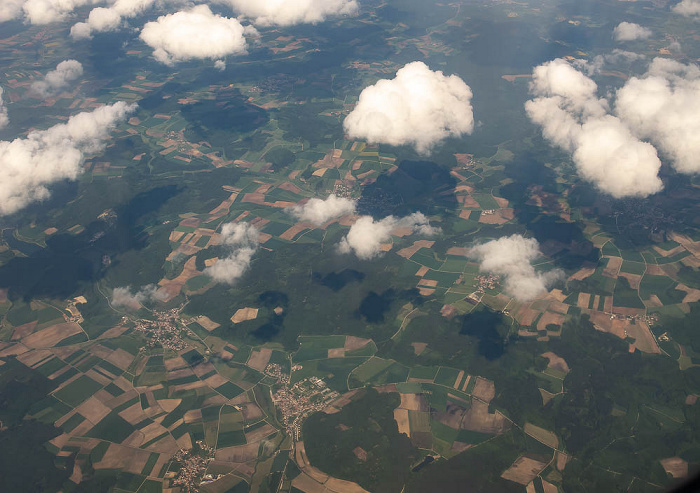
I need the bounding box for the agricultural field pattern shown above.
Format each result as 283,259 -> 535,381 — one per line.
1,0 -> 700,492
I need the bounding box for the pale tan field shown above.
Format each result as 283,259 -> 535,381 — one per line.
524,423 -> 559,448
76,396 -> 111,425
603,256 -> 623,278
344,336 -> 370,351
394,408 -> 410,436
399,393 -> 429,412
501,456 -> 548,485
627,321 -> 660,354
231,307 -> 259,324
461,401 -> 510,434
94,444 -> 151,474
23,322 -> 82,348
660,457 -> 688,478
244,423 -> 276,443
328,348 -> 345,358
247,348 -> 272,371
541,352 -> 570,374
472,377 -> 496,402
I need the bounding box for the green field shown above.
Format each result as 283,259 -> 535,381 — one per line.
53,375 -> 103,407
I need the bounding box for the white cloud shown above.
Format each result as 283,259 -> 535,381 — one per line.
139,5 -> 256,65
71,0 -> 157,39
613,22 -> 652,41
615,58 -> 700,174
526,58 -> 663,198
214,60 -> 226,71
218,0 -> 358,26
575,49 -> 645,76
112,284 -> 164,309
0,101 -> 136,216
468,235 -> 563,302
30,60 -> 83,98
338,212 -> 439,260
0,87 -> 8,130
0,0 -> 25,23
288,194 -> 356,225
343,61 -> 475,155
673,0 -> 700,18
205,222 -> 260,284
22,0 -> 104,25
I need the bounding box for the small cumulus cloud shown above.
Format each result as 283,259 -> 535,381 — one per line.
218,0 -> 358,26
139,5 -> 257,65
338,212 -> 439,260
525,58 -> 663,198
613,22 -> 652,41
0,101 -> 136,216
214,60 -> 226,71
468,235 -> 563,302
71,0 -> 160,39
112,284 -> 166,309
343,61 -> 475,155
288,194 -> 356,226
30,60 -> 83,98
673,0 -> 700,18
204,222 -> 260,284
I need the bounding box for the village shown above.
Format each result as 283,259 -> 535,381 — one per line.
266,363 -> 340,441
132,308 -> 191,352
166,441 -> 216,493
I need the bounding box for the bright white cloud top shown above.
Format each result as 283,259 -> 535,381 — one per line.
71,0 -> 157,39
673,0 -> 700,18
205,222 -> 260,284
613,22 -> 652,41
30,60 -> 84,98
139,5 -> 257,65
20,0 -> 103,25
525,58 -> 663,198
343,62 -> 475,155
220,0 -> 358,26
288,194 -> 356,225
0,101 -> 136,216
0,87 -> 8,130
469,235 -> 563,302
339,212 -> 439,260
616,58 -> 700,174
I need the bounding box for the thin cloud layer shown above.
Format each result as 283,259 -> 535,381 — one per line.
0,87 -> 8,129
288,194 -> 356,225
673,0 -> 700,18
219,0 -> 358,26
139,5 -> 256,65
112,284 -> 164,309
205,222 -> 260,284
343,62 -> 475,154
468,235 -> 563,302
338,212 -> 439,260
0,101 -> 136,216
615,58 -> 700,174
526,58 -> 663,198
30,60 -> 83,98
71,0 -> 158,39
613,22 -> 652,41
575,50 -> 645,76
